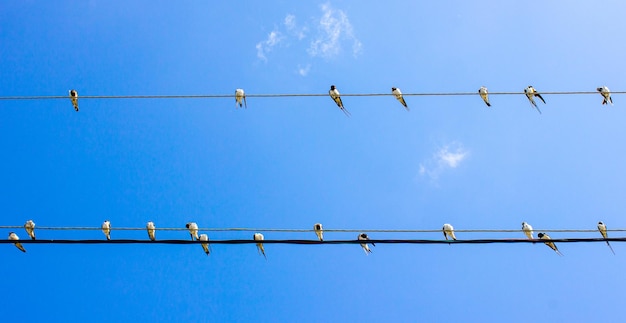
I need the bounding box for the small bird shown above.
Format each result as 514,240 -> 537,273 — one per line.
597,86 -> 613,106
522,222 -> 534,240
199,234 -> 210,255
24,220 -> 36,240
358,233 -> 375,255
102,220 -> 111,240
313,223 -> 324,241
329,85 -> 351,116
186,222 -> 199,241
597,221 -> 615,255
254,233 -> 266,259
524,86 -> 545,114
391,87 -> 409,111
146,221 -> 156,241
9,232 -> 26,253
478,86 -> 491,107
537,232 -> 563,256
235,88 -> 247,108
442,223 -> 456,241
69,89 -> 79,112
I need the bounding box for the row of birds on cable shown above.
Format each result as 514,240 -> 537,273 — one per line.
64,86 -> 615,116
7,221 -> 618,256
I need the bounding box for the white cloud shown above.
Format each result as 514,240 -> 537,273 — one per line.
419,143 -> 469,181
254,4 -> 361,69
284,14 -> 307,40
284,14 -> 296,30
297,64 -> 311,76
256,31 -> 283,61
307,3 -> 362,59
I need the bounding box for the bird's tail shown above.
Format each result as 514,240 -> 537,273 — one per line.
534,105 -> 542,114
342,107 -> 351,117
607,241 -> 616,255
485,102 -> 491,107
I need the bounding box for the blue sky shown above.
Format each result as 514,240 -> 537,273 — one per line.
2,1 -> 626,322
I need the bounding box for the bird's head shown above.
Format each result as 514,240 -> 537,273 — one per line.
391,87 -> 397,91
537,233 -> 545,238
330,85 -> 336,90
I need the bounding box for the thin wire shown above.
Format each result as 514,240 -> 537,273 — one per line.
0,91 -> 622,101
0,226 -> 622,233
0,238 -> 624,245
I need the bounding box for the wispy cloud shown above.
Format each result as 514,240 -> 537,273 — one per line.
256,31 -> 283,62
419,142 -> 469,181
307,3 -> 362,58
297,64 -> 311,76
254,3 -> 362,75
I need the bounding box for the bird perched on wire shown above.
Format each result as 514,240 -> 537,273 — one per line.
9,232 -> 26,253
442,223 -> 456,242
313,223 -> 324,241
537,232 -> 563,256
597,221 -> 615,255
358,233 -> 375,255
522,222 -> 534,241
69,89 -> 79,111
199,234 -> 211,255
102,220 -> 111,240
186,222 -> 199,241
478,86 -> 491,107
254,233 -> 266,259
24,220 -> 36,240
329,85 -> 350,116
524,86 -> 545,114
391,87 -> 409,111
597,86 -> 613,106
146,221 -> 156,241
235,88 -> 247,108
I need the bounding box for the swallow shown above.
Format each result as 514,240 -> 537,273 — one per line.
597,86 -> 613,106
391,87 -> 409,111
186,222 -> 199,241
522,222 -> 534,240
69,89 -> 79,112
537,232 -> 563,256
478,86 -> 491,107
24,220 -> 36,240
146,221 -> 156,241
199,234 -> 210,255
8,232 -> 26,253
524,86 -> 545,114
102,220 -> 111,240
313,223 -> 324,241
235,88 -> 247,108
329,85 -> 351,117
442,223 -> 456,241
597,221 -> 615,255
254,233 -> 266,259
358,233 -> 374,255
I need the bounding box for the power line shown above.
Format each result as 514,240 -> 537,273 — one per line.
0,226 -> 623,233
0,91 -> 622,101
0,238 -> 624,245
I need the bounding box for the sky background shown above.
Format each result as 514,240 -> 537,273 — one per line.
1,1 -> 626,322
